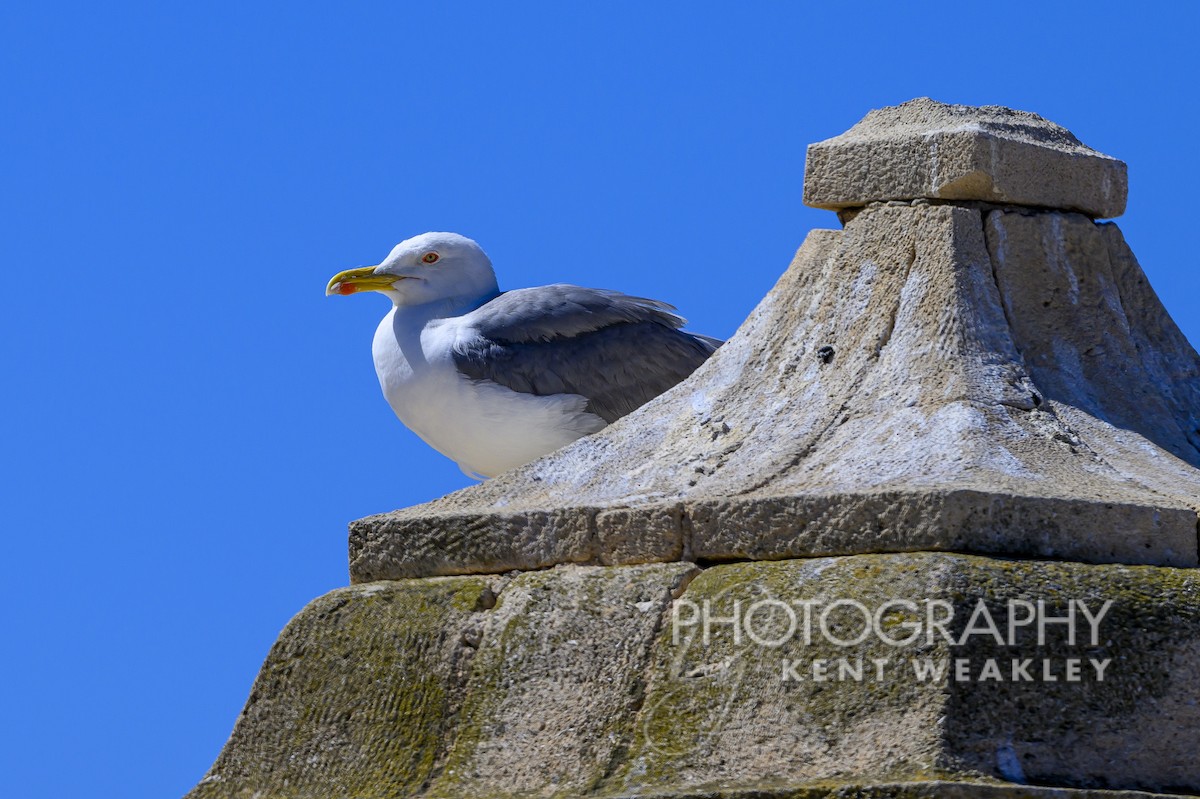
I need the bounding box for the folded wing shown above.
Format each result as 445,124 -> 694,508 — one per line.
451,285 -> 720,423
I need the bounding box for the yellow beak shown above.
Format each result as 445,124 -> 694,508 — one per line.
326,266 -> 402,296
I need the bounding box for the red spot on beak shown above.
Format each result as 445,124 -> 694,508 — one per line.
336,283 -> 356,295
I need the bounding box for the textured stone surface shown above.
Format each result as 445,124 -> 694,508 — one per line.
803,98 -> 1128,218
569,786 -> 1194,798
349,504 -> 685,581
426,562 -> 696,797
986,211 -> 1200,478
189,555 -> 1200,797
188,576 -> 500,799
350,202 -> 1200,582
615,555 -> 1200,796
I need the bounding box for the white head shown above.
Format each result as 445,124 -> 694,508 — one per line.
326,232 -> 499,307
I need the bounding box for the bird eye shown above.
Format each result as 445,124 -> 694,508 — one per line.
422,252 -> 440,264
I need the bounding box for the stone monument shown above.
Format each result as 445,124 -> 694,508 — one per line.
188,99 -> 1200,799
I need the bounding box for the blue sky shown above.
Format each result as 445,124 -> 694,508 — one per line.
2,3 -> 1197,797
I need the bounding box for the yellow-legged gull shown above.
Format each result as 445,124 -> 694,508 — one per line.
327,232 -> 720,478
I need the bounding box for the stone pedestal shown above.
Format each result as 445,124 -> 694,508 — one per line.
189,99 -> 1200,799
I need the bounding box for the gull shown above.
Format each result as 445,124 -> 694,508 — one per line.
327,232 -> 719,478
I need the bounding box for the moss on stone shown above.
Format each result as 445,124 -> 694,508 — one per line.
190,554 -> 1200,798
187,576 -> 495,799
428,563 -> 695,799
606,554 -> 1200,796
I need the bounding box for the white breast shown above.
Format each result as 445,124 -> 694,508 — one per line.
371,307 -> 606,478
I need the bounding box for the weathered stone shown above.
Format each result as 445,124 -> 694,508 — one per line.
803,98 -> 1128,218
186,564 -> 696,799
350,203 -> 1200,582
348,505 -> 686,582
596,785 -> 1194,798
611,554 -> 1200,796
986,210 -> 1200,482
683,490 -> 1194,566
348,507 -> 596,581
187,576 -> 500,799
189,555 -> 1200,797
427,562 -> 696,797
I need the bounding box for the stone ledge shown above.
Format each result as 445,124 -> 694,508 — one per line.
803,98 -> 1127,218
347,489 -> 1198,582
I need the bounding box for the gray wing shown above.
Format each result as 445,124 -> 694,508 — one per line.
451,285 -> 721,423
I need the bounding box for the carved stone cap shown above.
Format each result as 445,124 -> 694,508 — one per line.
803,97 -> 1127,219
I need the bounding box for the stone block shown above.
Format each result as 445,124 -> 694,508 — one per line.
612,554 -> 1200,796
803,98 -> 1127,218
190,555 -> 1200,797
348,505 -> 686,583
348,507 -> 595,581
684,491 -> 1197,568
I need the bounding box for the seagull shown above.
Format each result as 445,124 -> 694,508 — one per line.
326,232 -> 720,479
